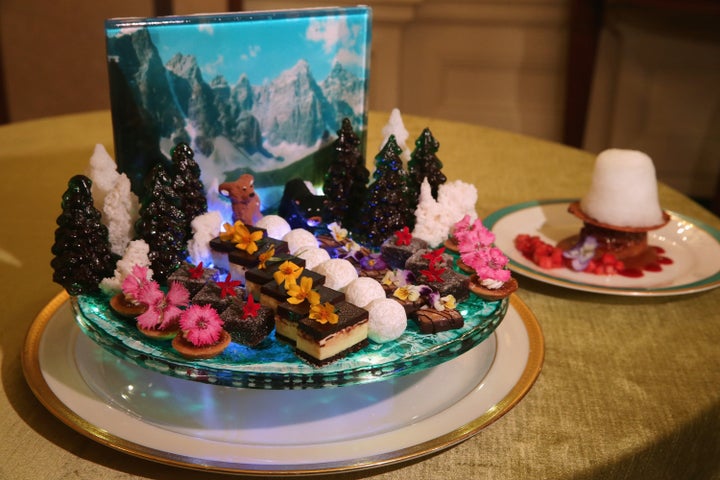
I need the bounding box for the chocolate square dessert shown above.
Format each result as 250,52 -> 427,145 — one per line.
380,236 -> 428,270
167,262 -> 218,297
220,300 -> 275,347
192,281 -> 245,314
405,249 -> 470,302
295,301 -> 369,366
275,285 -> 346,344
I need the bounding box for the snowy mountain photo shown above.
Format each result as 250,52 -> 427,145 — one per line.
105,7 -> 371,209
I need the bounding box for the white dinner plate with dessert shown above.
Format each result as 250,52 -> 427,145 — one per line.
23,291 -> 543,475
485,199 -> 720,296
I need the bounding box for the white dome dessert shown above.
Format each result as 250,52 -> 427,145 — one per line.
579,149 -> 665,228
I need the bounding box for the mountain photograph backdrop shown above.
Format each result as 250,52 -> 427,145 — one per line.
105,7 -> 371,209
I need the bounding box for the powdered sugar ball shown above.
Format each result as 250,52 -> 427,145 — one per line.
255,215 -> 291,240
282,228 -> 318,254
366,298 -> 407,343
295,246 -> 331,270
313,258 -> 358,291
580,149 -> 664,227
344,277 -> 386,308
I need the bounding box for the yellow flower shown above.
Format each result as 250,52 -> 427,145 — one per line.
310,302 -> 338,325
258,246 -> 275,269
234,224 -> 263,255
286,276 -> 320,305
441,294 -> 457,310
219,221 -> 244,242
273,260 -> 303,288
393,285 -> 420,302
329,222 -> 348,242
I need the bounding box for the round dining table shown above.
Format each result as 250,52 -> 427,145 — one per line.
1,110 -> 719,479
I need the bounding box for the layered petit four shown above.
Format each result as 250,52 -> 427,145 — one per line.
295,301 -> 369,366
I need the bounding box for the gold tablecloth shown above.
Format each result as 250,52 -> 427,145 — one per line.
1,111 -> 719,479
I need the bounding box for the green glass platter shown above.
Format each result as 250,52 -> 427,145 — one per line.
72,291 -> 507,390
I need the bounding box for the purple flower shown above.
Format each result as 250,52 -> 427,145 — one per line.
563,236 -> 598,271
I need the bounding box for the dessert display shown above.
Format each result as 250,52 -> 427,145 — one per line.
52,114 -> 517,388
514,149 -> 673,277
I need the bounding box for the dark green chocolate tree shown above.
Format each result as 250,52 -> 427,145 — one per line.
135,163 -> 187,282
51,175 -> 116,295
323,118 -> 369,229
170,142 -> 207,238
357,135 -> 413,247
407,127 -> 446,210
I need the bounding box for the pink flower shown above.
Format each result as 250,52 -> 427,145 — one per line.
458,219 -> 495,254
452,214 -> 474,242
135,281 -> 190,330
121,264 -> 151,300
179,304 -> 224,347
462,247 -> 511,282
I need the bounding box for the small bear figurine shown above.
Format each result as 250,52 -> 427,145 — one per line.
219,173 -> 263,225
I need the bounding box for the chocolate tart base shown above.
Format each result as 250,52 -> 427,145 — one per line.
468,276 -> 518,301
109,293 -> 147,318
138,324 -> 180,340
171,330 -> 231,359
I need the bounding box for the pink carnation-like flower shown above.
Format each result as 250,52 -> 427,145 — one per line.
121,264 -> 151,300
452,214 -> 474,243
461,246 -> 511,283
179,304 -> 225,347
458,220 -> 495,254
135,281 -> 190,330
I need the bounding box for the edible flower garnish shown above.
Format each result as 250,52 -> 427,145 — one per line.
563,236 -> 598,271
258,246 -> 275,269
393,284 -> 423,302
394,226 -> 412,246
219,221 -> 245,242
422,247 -> 446,267
135,281 -> 189,330
273,260 -> 303,288
179,304 -> 224,347
188,262 -> 205,280
420,263 -> 446,283
427,291 -> 457,311
360,252 -> 387,271
328,222 -> 348,243
286,276 -> 320,305
462,246 -> 511,283
242,295 -> 261,319
309,302 -> 338,325
234,224 -> 264,255
121,264 -> 152,301
216,274 -> 242,298
382,268 -> 416,288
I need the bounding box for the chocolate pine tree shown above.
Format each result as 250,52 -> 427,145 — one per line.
170,142 -> 207,238
51,175 -> 116,295
407,127 -> 447,208
135,163 -> 187,282
323,118 -> 369,229
357,135 -> 413,247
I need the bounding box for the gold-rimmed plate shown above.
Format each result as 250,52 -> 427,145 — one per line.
22,291 -> 543,476
486,199 -> 720,296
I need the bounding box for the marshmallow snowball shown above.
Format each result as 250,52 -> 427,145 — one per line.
366,298 -> 407,343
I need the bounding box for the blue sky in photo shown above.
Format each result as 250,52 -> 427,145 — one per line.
108,8 -> 370,85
